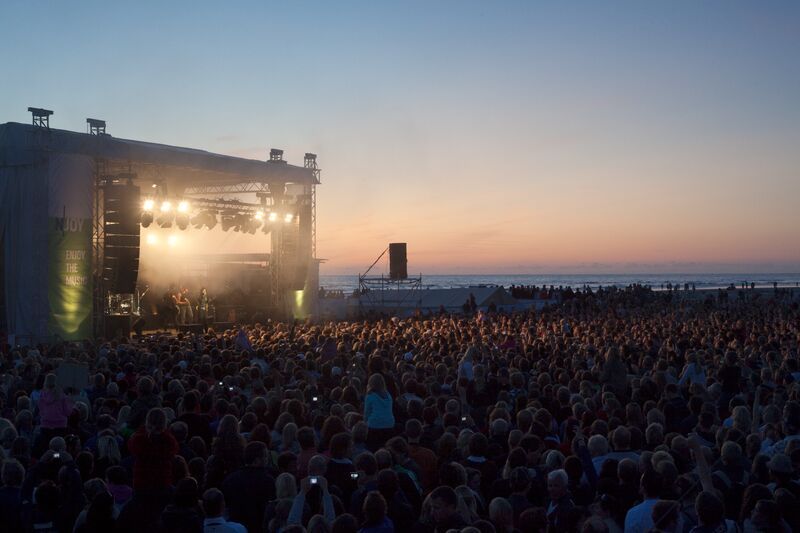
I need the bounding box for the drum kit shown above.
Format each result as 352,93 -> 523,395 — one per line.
106,293 -> 139,316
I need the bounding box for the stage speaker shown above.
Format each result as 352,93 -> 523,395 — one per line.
103,183 -> 141,293
389,242 -> 407,280
104,314 -> 131,339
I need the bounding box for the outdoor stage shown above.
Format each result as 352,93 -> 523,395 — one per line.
0,109 -> 321,344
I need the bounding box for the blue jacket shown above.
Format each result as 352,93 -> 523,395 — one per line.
364,392 -> 395,429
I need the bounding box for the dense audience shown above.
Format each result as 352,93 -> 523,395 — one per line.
0,285 -> 799,532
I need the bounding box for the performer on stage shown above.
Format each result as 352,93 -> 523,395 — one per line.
182,287 -> 194,324
198,287 -> 210,332
175,287 -> 193,325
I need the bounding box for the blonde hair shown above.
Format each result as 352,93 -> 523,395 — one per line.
455,485 -> 480,523
489,497 -> 514,529
275,472 -> 297,499
97,435 -> 121,464
281,423 -> 298,450
44,373 -> 61,399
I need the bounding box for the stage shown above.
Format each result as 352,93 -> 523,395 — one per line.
0,112 -> 321,345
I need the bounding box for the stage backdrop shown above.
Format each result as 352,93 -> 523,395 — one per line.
47,154 -> 94,340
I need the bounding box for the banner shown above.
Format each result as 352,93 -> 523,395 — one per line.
48,155 -> 94,340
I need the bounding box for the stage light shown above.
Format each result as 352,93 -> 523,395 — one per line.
190,210 -> 218,230
141,211 -> 154,228
284,213 -> 293,223
178,201 -> 190,213
142,199 -> 155,211
233,213 -> 250,233
268,212 -> 278,222
205,210 -> 218,230
146,234 -> 158,245
255,210 -> 264,221
167,234 -> 178,247
244,217 -> 262,234
157,204 -> 174,227
221,212 -> 237,232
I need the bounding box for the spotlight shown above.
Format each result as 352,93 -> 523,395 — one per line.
284,213 -> 293,223
268,212 -> 278,222
244,217 -> 262,234
142,199 -> 155,211
205,210 -> 218,230
141,211 -> 154,228
160,201 -> 172,213
146,234 -> 158,245
191,210 -> 218,230
221,211 -> 238,232
178,201 -> 190,213
167,234 -> 178,247
157,208 -> 174,228
255,210 -> 264,221
233,213 -> 250,233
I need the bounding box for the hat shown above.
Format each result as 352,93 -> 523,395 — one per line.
767,453 -> 793,473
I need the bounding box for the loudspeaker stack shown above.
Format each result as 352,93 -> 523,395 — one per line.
103,183 -> 141,293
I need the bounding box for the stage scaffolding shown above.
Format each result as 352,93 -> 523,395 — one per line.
357,274 -> 423,316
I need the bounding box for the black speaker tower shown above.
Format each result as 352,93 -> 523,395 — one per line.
389,243 -> 408,280
103,183 -> 141,293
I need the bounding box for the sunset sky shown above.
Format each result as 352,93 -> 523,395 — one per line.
2,1 -> 799,274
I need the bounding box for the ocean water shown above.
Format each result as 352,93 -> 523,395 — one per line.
319,273 -> 800,293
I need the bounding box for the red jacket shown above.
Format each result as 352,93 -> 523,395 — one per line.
128,428 -> 178,490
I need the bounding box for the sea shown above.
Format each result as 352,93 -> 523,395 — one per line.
319,273 -> 800,293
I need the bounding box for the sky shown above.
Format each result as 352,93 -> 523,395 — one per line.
2,1 -> 799,275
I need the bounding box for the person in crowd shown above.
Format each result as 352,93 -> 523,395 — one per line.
220,441 -> 276,532
35,374 -> 73,455
365,374 -> 395,452
359,491 -> 395,533
202,488 -> 246,533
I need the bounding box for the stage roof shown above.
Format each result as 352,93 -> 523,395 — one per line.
0,122 -> 317,187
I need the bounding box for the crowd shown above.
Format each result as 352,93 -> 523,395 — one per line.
0,285 -> 799,533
